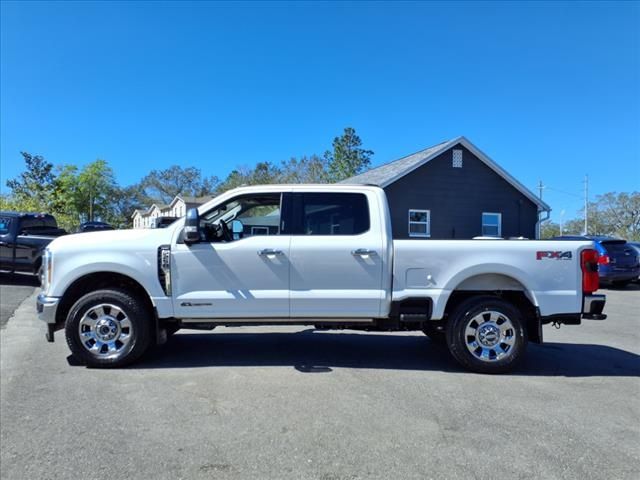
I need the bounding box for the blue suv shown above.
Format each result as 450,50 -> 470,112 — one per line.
552,236 -> 640,287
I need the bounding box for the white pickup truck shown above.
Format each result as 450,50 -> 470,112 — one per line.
38,185 -> 606,373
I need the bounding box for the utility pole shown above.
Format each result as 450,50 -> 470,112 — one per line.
538,180 -> 544,201
583,175 -> 588,235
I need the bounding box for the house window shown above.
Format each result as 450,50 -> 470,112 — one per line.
408,209 -> 430,237
452,149 -> 463,168
482,212 -> 502,237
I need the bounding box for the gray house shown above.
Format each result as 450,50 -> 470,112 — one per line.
342,136 -> 551,240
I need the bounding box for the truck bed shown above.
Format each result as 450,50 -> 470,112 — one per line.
392,239 -> 594,319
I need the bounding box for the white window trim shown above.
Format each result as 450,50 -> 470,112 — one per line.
408,209 -> 431,238
482,212 -> 502,237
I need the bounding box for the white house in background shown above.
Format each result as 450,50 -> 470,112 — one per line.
147,204 -> 167,224
131,194 -> 213,229
131,209 -> 144,229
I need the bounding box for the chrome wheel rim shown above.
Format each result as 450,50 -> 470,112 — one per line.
464,310 -> 516,362
78,303 -> 134,359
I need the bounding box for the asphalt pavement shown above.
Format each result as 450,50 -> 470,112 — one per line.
1,285 -> 639,479
0,273 -> 39,328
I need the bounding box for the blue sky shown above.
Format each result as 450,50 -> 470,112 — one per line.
1,1 -> 638,221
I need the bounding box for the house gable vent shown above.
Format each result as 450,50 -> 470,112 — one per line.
452,149 -> 463,168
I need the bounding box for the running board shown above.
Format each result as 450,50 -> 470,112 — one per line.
399,313 -> 430,322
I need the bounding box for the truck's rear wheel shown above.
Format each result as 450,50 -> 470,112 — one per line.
65,289 -> 152,368
446,296 -> 527,374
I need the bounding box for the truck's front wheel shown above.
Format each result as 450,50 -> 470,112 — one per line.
65,289 -> 152,368
446,296 -> 527,374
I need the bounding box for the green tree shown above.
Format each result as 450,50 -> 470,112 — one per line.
50,160 -> 119,227
107,185 -> 142,229
76,160 -> 117,222
138,165 -> 219,204
590,192 -> 640,240
51,165 -> 82,230
324,127 -> 373,182
5,152 -> 56,210
280,155 -> 328,183
249,162 -> 282,185
540,220 -> 561,239
549,191 -> 640,241
216,167 -> 253,192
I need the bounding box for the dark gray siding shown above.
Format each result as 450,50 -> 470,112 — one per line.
384,144 -> 539,239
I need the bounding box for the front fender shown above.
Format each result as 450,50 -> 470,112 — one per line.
50,253 -> 163,299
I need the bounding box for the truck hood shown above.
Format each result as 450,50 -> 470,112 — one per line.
46,228 -> 175,254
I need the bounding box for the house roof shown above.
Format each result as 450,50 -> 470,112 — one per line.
131,208 -> 152,218
149,203 -> 168,212
341,136 -> 551,212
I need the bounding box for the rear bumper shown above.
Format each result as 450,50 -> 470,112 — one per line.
582,294 -> 606,320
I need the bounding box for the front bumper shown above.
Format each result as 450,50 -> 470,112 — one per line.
37,293 -> 60,342
582,294 -> 606,320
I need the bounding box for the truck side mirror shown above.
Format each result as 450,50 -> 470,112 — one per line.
184,208 -> 201,244
231,219 -> 244,240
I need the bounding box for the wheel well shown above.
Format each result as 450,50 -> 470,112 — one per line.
33,256 -> 42,275
443,290 -> 542,344
55,272 -> 155,328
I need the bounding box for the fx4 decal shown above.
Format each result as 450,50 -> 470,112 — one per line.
536,251 -> 572,260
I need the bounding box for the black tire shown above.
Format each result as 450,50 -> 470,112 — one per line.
446,296 -> 527,374
612,280 -> 631,288
422,324 -> 447,345
65,289 -> 152,368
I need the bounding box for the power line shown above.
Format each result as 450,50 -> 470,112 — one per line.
544,185 -> 583,199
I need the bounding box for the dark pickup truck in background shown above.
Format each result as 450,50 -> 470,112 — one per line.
0,212 -> 67,275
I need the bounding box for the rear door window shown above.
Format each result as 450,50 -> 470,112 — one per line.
299,193 -> 369,235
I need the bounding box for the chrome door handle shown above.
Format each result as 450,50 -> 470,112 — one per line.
258,249 -> 284,256
351,248 -> 377,256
